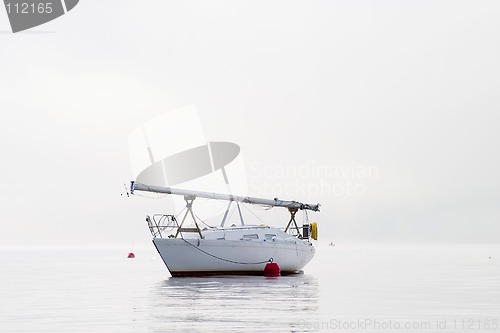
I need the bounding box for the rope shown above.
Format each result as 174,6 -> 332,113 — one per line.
175,206 -> 187,219
241,203 -> 267,225
226,204 -> 236,224
193,212 -> 216,229
194,203 -> 229,224
180,238 -> 272,265
134,193 -> 170,200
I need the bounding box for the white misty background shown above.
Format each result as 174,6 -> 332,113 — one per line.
0,1 -> 498,246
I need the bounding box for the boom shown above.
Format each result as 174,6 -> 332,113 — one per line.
130,181 -> 320,211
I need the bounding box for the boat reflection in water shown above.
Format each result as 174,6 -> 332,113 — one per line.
148,274 -> 320,332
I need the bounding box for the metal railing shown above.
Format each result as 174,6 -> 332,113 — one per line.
146,214 -> 178,238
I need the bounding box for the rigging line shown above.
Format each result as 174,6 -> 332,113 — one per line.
175,206 -> 187,220
197,203 -> 233,222
241,203 -> 267,225
134,193 -> 169,200
122,183 -> 130,197
226,204 -> 236,224
180,238 -> 272,265
254,204 -> 274,211
192,212 -> 215,229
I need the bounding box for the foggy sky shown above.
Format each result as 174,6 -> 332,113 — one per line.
1,1 -> 499,246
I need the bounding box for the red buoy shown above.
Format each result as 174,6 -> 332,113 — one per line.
127,252 -> 135,258
264,262 -> 281,277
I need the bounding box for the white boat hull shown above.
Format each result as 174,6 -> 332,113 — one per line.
153,237 -> 315,277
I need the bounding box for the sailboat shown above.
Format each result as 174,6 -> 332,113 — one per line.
130,181 -> 320,276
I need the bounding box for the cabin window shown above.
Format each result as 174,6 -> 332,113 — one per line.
265,234 -> 276,240
243,234 -> 259,240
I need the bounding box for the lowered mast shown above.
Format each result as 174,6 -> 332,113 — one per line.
130,181 -> 320,212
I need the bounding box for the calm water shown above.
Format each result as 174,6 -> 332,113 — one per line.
1,244 -> 499,332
